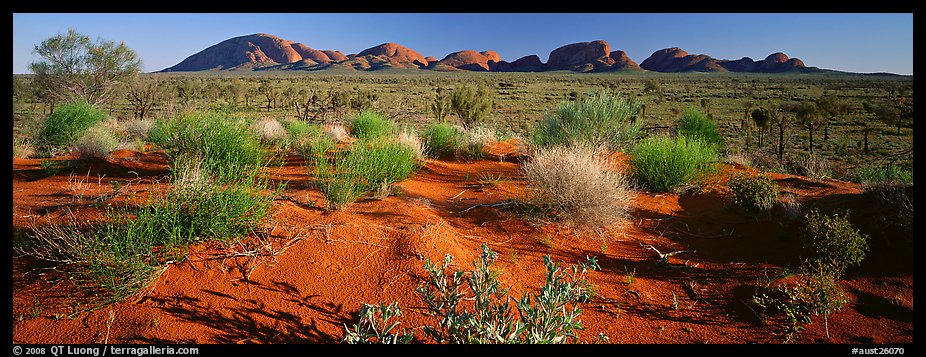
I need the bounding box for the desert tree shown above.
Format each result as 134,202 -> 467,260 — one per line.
224,80 -> 243,107
775,103 -> 798,161
257,80 -> 277,112
796,101 -> 825,156
29,29 -> 141,106
125,75 -> 166,120
858,102 -> 886,154
815,94 -> 848,143
751,107 -> 772,148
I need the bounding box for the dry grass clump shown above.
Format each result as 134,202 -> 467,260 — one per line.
74,124 -> 118,159
397,126 -> 426,160
324,124 -> 352,144
253,118 -> 289,143
523,144 -> 632,228
123,118 -> 154,140
13,137 -> 35,158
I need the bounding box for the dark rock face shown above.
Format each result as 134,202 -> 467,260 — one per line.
642,47 -> 806,73
495,55 -> 545,72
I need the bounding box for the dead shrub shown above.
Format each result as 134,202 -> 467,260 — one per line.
523,144 -> 632,228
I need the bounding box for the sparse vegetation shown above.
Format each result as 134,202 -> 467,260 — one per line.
422,121 -> 482,160
450,84 -> 494,129
74,124 -> 119,159
344,244 -> 600,344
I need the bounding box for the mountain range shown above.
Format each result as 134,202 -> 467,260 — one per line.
161,33 -> 835,74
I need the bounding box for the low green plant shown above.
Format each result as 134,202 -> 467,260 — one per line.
800,209 -> 869,277
676,107 -> 723,146
628,135 -> 718,192
422,121 -> 482,160
314,138 -> 419,210
531,91 -> 642,150
342,302 -> 414,344
753,262 -> 849,341
35,100 -> 106,155
344,244 -> 600,344
40,159 -> 64,176
349,110 -> 395,140
850,164 -> 913,185
728,172 -> 779,212
148,112 -> 266,182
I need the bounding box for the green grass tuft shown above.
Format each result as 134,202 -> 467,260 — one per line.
628,135 -> 718,192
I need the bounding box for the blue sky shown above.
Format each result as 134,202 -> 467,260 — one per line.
12,13 -> 914,75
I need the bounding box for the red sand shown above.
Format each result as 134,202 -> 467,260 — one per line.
12,141 -> 913,344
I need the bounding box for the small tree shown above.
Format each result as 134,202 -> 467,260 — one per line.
125,76 -> 166,120
795,101 -> 824,156
450,84 -> 494,129
29,29 -> 141,106
751,107 -> 772,148
815,94 -> 847,143
774,103 -> 796,162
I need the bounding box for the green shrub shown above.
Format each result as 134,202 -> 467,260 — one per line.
36,100 -> 106,155
851,164 -> 913,185
800,209 -> 869,277
531,91 -> 642,150
450,84 -> 494,129
344,244 -> 600,344
74,124 -> 119,159
349,110 -> 394,140
522,145 -> 632,227
148,112 -> 265,182
628,135 -> 718,192
676,107 -> 722,146
314,138 -> 419,210
728,172 -> 779,212
422,121 -> 482,160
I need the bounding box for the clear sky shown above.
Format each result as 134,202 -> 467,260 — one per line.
12,13 -> 914,75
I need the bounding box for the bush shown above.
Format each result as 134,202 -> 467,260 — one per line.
349,110 -> 394,140
800,209 -> 869,277
123,119 -> 154,140
628,135 -> 718,192
450,84 -> 494,129
522,145 -> 632,227
676,107 -> 722,146
397,126 -> 426,160
531,91 -> 641,150
35,100 -> 106,155
314,138 -> 419,210
74,124 -> 119,159
148,112 -> 265,182
851,164 -> 913,185
728,172 -> 779,212
344,244 -> 600,344
13,137 -> 35,159
422,121 -> 482,160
